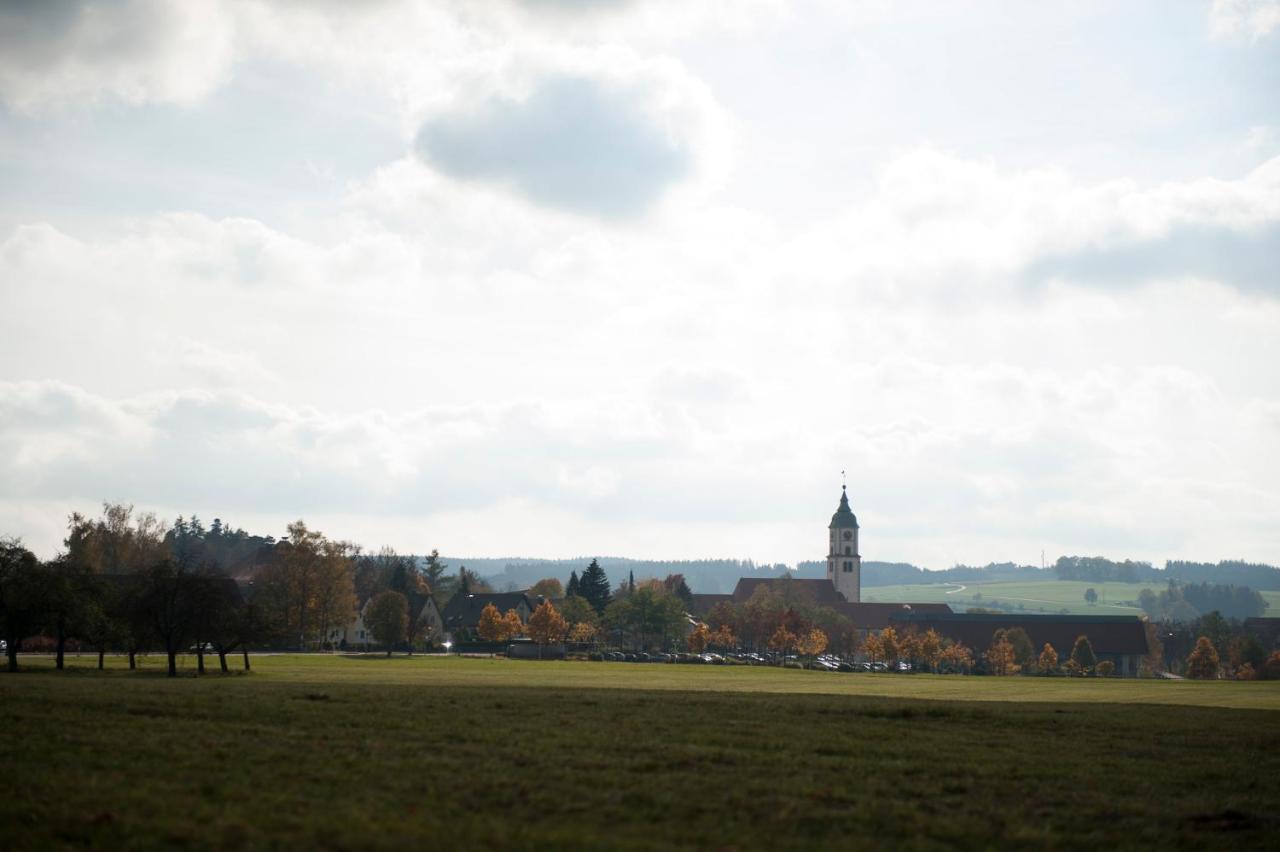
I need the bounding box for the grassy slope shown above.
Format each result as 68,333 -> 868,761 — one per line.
862,579 -> 1280,616
2,656 -> 1279,850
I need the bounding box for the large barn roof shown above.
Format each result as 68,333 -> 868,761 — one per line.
891,611 -> 1151,657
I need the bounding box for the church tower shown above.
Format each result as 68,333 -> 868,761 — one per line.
827,486 -> 861,602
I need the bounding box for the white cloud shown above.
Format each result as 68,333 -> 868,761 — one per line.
1210,0 -> 1280,39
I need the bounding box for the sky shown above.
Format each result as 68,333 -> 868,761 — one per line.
1,0 -> 1278,570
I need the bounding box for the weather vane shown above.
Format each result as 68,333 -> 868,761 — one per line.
841,469 -> 846,489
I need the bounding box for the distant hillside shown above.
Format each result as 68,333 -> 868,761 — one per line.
441,557 -> 792,595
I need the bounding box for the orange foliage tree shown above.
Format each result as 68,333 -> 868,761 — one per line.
768,625 -> 798,658
985,632 -> 1019,676
709,624 -> 736,651
1037,642 -> 1059,675
502,609 -> 524,640
527,601 -> 568,659
940,642 -> 974,674
477,603 -> 506,642
568,621 -> 598,645
1186,636 -> 1220,680
862,631 -> 884,665
797,628 -> 828,658
687,622 -> 711,654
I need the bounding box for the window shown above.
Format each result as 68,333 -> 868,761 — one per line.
844,545 -> 851,555
843,561 -> 852,573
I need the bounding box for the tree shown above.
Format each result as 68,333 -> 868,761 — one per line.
529,578 -> 564,599
0,538 -> 46,672
1038,643 -> 1059,674
1069,635 -> 1096,673
1084,587 -> 1098,605
366,591 -> 409,657
709,624 -> 736,651
1095,660 -> 1115,677
578,560 -> 611,614
663,574 -> 693,608
797,628 -> 828,658
918,629 -> 943,673
862,631 -> 884,665
477,603 -> 506,642
1263,651 -> 1280,681
1186,636 -> 1220,680
502,609 -> 524,639
879,627 -> 901,666
768,625 -> 797,658
527,600 -> 567,658
1003,627 -> 1036,671
568,622 -> 598,645
558,595 -> 598,630
314,540 -> 357,652
604,583 -> 685,651
565,570 -> 580,598
688,622 -> 710,654
138,557 -> 201,677
985,631 -> 1019,676
939,642 -> 974,674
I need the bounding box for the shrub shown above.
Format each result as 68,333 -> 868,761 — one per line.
1235,663 -> 1257,681
1262,651 -> 1280,681
1095,660 -> 1115,677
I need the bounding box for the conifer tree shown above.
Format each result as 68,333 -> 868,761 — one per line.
566,570 -> 580,598
578,559 -> 611,615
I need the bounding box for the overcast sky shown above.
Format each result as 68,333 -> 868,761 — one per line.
2,0 -> 1278,570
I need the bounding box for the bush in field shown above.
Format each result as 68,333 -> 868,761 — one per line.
1235,663 -> 1256,681
1096,660 -> 1115,677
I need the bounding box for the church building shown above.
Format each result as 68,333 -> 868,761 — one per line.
827,485 -> 861,602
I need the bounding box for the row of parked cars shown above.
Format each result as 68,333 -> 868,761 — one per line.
589,649 -> 908,671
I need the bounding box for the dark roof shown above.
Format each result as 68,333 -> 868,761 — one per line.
731,577 -> 848,605
890,612 -> 1151,657
835,602 -> 953,630
689,593 -> 733,616
441,592 -> 533,629
830,487 -> 858,529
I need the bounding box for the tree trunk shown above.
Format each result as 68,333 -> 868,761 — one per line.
97,648 -> 105,670
218,651 -> 228,673
242,649 -> 251,670
167,650 -> 177,678
386,647 -> 392,657
56,626 -> 66,670
196,648 -> 205,674
6,642 -> 17,672
128,650 -> 136,670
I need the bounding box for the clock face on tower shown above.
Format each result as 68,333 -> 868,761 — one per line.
842,530 -> 853,540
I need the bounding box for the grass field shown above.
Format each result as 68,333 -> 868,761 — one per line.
3,655 -> 1279,849
862,579 -> 1280,616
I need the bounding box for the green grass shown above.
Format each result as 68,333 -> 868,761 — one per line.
3,655 -> 1279,850
863,579 -> 1280,616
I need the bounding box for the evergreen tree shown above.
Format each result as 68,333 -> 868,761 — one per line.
578,559 -> 611,615
628,570 -> 635,594
566,570 -> 580,598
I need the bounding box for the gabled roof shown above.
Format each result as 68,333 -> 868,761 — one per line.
689,593 -> 733,617
835,602 -> 953,630
441,591 -> 533,629
731,577 -> 846,606
890,611 -> 1151,656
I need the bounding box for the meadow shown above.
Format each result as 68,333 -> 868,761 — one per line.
2,654 -> 1278,850
862,579 -> 1280,616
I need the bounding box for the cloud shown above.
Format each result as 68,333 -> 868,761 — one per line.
0,0 -> 236,110
415,76 -> 692,218
1210,0 -> 1280,39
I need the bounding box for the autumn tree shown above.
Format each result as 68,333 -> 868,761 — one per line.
688,622 -> 710,654
529,578 -> 564,599
502,609 -> 524,639
527,600 -> 568,658
797,628 -> 828,658
768,625 -> 798,658
568,621 -> 598,645
918,629 -> 943,673
1095,660 -> 1115,677
939,642 -> 974,674
880,627 -> 901,666
862,631 -> 884,665
477,603 -> 506,642
1186,636 -> 1220,679
985,630 -> 1019,676
366,591 -> 409,656
1069,635 -> 1096,674
1003,627 -> 1036,671
709,624 -> 736,651
1037,642 -> 1059,674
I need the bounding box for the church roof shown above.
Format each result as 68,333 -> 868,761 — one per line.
830,487 -> 858,529
731,577 -> 847,606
